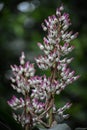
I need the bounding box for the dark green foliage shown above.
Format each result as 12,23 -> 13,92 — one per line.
0,0 -> 87,130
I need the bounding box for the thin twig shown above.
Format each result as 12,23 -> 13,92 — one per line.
38,119 -> 50,128
39,98 -> 53,119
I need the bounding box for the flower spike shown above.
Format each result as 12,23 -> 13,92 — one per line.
7,4 -> 79,129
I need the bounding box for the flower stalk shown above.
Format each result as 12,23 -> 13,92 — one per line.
7,4 -> 79,130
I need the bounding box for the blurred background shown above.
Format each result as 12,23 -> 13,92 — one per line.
0,0 -> 87,130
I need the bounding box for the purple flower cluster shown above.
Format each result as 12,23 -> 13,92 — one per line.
7,5 -> 79,129
10,52 -> 35,95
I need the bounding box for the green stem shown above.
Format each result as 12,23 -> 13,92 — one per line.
24,124 -> 30,130
48,63 -> 57,127
48,95 -> 54,127
49,106 -> 53,127
24,92 -> 32,130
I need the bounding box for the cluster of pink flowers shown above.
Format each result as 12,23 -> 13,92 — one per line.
7,5 -> 79,129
